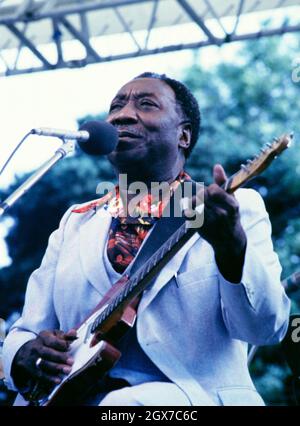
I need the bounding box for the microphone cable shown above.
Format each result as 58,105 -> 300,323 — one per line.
0,131 -> 33,177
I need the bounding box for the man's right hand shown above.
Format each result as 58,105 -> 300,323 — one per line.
11,329 -> 76,392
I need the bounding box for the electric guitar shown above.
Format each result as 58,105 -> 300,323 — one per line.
23,133 -> 293,405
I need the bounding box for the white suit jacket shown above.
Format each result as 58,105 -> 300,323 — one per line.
3,188 -> 290,405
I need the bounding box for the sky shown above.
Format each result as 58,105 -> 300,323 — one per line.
0,4 -> 299,266
0,45 -> 223,265
0,48 -> 217,186
1,4 -> 299,186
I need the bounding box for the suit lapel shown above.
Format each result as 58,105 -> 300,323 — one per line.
78,204 -> 201,309
79,207 -> 112,294
138,232 -> 201,314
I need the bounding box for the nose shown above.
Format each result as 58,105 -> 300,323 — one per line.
107,101 -> 138,125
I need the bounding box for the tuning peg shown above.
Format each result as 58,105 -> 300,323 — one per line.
273,137 -> 279,142
246,159 -> 253,164
260,147 -> 266,153
266,142 -> 272,148
287,132 -> 294,147
240,164 -> 248,171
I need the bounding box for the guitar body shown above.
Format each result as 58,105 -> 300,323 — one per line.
27,303 -> 137,406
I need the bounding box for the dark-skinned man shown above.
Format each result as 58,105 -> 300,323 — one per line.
3,72 -> 290,406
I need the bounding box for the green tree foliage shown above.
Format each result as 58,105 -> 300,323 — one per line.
0,153 -> 114,320
1,34 -> 300,405
184,36 -> 300,281
182,36 -> 300,405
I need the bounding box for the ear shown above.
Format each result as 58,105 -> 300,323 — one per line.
178,122 -> 192,151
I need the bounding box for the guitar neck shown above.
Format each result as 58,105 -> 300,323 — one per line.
91,222 -> 194,332
283,271 -> 300,294
91,132 -> 292,334
91,175 -> 240,333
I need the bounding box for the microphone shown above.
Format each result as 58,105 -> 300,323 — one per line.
31,120 -> 118,156
78,120 -> 118,156
0,121 -> 118,217
31,127 -> 89,141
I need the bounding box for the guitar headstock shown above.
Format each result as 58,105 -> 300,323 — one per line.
225,132 -> 293,193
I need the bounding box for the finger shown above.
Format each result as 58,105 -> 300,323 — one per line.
205,196 -> 238,218
53,329 -> 77,341
52,329 -> 66,338
65,329 -> 78,341
213,164 -> 227,186
31,364 -> 64,386
199,205 -> 230,241
205,185 -> 238,214
40,333 -> 70,351
40,347 -> 74,366
37,370 -> 64,386
39,359 -> 73,376
202,203 -> 227,225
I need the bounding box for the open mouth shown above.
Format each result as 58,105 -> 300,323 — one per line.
115,131 -> 142,151
118,130 -> 141,139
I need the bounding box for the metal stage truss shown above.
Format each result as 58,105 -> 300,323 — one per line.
0,0 -> 300,77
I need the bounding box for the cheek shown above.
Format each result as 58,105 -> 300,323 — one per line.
159,126 -> 181,149
147,138 -> 179,160
146,122 -> 179,142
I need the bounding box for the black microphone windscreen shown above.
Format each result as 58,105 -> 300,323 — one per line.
78,120 -> 118,156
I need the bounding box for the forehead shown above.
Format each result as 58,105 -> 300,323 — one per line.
112,77 -> 176,103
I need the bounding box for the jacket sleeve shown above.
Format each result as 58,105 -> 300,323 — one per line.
2,205 -> 75,391
218,189 -> 290,346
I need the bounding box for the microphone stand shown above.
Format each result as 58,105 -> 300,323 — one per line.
0,139 -> 75,218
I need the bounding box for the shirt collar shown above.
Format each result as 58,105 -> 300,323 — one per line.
73,171 -> 191,225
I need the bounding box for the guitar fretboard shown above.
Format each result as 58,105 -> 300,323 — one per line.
91,220 -> 194,333
90,132 -> 292,334
283,271 -> 300,294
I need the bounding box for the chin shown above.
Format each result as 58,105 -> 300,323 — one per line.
108,148 -> 147,169
108,148 -> 141,161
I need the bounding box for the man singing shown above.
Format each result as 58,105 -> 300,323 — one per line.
3,72 -> 290,405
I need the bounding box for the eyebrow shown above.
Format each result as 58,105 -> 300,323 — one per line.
111,92 -> 158,103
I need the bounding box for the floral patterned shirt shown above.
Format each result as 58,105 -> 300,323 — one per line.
73,171 -> 190,273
